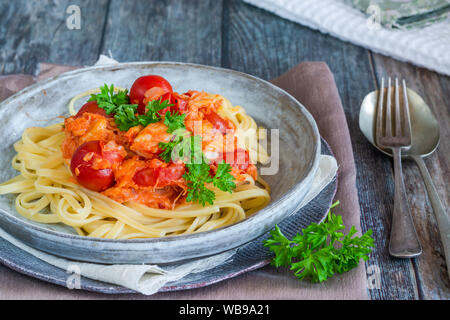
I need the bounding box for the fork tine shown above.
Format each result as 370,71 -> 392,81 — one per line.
376,77 -> 385,142
386,77 -> 392,137
402,79 -> 412,139
394,78 -> 401,136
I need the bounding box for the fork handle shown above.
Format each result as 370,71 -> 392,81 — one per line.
411,155 -> 450,279
389,147 -> 422,258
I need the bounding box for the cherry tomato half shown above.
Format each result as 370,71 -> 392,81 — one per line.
133,167 -> 159,187
75,101 -> 110,118
129,75 -> 173,114
158,165 -> 185,186
70,140 -> 117,192
133,164 -> 185,188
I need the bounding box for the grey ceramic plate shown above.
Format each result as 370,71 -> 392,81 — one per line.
0,139 -> 336,294
0,62 -> 320,265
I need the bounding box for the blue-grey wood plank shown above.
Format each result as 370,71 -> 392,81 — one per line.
0,0 -> 109,75
3,0 -> 448,300
371,53 -> 450,299
222,0 -> 419,300
99,0 -> 223,66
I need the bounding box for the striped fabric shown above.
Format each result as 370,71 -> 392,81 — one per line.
243,0 -> 450,76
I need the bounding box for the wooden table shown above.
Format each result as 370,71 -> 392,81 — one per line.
0,0 -> 448,300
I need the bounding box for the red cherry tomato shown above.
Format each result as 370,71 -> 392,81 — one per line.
158,165 -> 185,186
205,111 -> 231,134
75,101 -> 109,118
70,141 -> 115,192
133,168 -> 159,187
129,75 -> 173,114
133,164 -> 185,188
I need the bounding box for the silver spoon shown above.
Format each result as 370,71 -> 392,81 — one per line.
359,87 -> 450,279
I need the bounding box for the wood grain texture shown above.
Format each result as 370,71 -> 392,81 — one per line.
371,53 -> 450,299
100,0 -> 223,66
223,0 -> 419,300
0,0 -> 449,300
0,0 -> 109,75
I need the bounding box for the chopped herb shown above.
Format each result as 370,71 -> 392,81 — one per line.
183,159 -> 215,206
164,111 -> 186,133
113,104 -> 139,131
140,98 -> 173,125
264,201 -> 374,283
160,131 -> 237,206
88,84 -> 129,114
158,134 -> 184,163
158,132 -> 199,163
183,149 -> 236,206
213,161 -> 236,193
89,84 -> 174,131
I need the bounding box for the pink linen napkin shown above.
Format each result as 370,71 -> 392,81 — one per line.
0,61 -> 368,300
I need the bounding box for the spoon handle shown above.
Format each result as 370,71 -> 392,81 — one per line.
412,155 -> 450,279
389,147 -> 422,258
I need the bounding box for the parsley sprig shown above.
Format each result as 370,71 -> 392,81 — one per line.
184,160 -> 216,206
113,104 -> 140,131
158,134 -> 184,163
264,201 -> 374,283
88,84 -> 174,131
158,128 -> 193,163
212,161 -> 236,193
164,111 -> 186,133
113,99 -> 171,131
159,133 -> 236,206
140,99 -> 173,125
184,160 -> 235,206
88,84 -> 129,114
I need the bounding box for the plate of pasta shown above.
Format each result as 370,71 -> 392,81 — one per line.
0,62 -> 320,264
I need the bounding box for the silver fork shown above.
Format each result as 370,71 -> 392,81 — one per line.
376,77 -> 422,258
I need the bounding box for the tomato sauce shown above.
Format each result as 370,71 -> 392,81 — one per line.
62,90 -> 257,209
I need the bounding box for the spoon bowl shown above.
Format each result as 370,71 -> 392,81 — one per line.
359,88 -> 440,158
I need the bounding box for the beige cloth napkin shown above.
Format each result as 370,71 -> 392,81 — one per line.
0,59 -> 366,299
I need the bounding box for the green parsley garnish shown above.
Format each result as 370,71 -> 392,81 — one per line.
164,111 -> 186,133
89,84 -> 174,131
158,131 -> 200,163
158,134 -> 184,163
183,159 -> 236,206
88,84 -> 129,114
176,137 -> 235,206
141,98 -> 173,125
264,201 -> 374,283
113,104 -> 140,131
184,160 -> 216,206
213,161 -> 236,193
159,133 -> 237,205
113,99 -> 171,131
